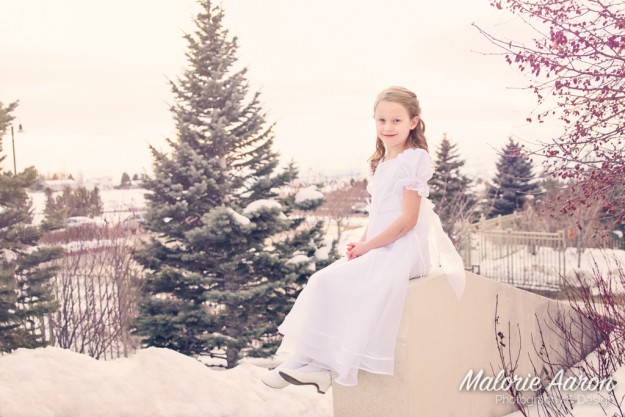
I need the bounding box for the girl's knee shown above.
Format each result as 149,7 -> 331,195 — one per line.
307,269 -> 331,290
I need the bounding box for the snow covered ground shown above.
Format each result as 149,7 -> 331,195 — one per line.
1,343 -> 623,417
0,347 -> 333,417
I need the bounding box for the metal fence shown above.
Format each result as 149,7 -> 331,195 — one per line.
460,229 -> 567,291
49,241 -> 139,359
39,235 -> 143,360
458,214 -> 567,291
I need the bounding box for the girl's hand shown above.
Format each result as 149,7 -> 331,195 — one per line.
347,241 -> 370,260
346,242 -> 356,259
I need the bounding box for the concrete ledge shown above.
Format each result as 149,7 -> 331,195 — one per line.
332,270 -> 602,417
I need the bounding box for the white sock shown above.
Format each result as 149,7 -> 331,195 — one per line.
276,354 -> 311,370
299,361 -> 329,373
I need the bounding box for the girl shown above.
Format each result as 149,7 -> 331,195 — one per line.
261,86 -> 466,394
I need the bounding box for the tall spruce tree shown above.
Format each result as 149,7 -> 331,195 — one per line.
429,134 -> 476,237
0,101 -> 63,352
487,137 -> 539,217
133,1 -> 336,368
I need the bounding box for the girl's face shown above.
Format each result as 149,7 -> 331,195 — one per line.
373,100 -> 418,155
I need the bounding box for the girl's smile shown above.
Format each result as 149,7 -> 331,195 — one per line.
373,101 -> 418,158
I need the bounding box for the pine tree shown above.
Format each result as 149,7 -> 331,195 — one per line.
132,1 -> 336,368
120,172 -> 131,188
487,137 -> 539,218
429,134 -> 476,236
42,185 -> 103,231
0,101 -> 63,352
0,101 -> 20,351
90,187 -> 103,216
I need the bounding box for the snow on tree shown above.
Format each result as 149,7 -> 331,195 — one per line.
132,1 -> 336,368
295,187 -> 325,204
0,101 -> 63,352
487,137 -> 540,218
475,0 -> 625,225
429,134 -> 477,238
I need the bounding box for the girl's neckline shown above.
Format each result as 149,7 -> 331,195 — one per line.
380,147 -> 420,164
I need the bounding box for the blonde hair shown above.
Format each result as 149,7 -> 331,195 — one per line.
368,86 -> 429,174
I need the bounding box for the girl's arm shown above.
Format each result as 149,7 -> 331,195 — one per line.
347,189 -> 421,259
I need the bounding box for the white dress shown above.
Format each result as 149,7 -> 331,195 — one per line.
276,147 -> 466,386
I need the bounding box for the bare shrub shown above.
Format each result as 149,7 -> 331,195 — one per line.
492,251 -> 625,416
46,226 -> 143,359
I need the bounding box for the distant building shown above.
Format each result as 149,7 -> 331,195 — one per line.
41,177 -> 115,191
84,177 -> 114,190
42,179 -> 78,191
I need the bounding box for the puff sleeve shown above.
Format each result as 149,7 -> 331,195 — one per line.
395,148 -> 433,198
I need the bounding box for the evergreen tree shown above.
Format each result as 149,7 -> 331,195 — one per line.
132,1 -> 336,368
42,185 -> 103,230
120,172 -> 131,188
0,101 -> 63,352
0,101 -> 18,132
90,187 -> 103,216
487,137 -> 539,217
429,134 -> 476,236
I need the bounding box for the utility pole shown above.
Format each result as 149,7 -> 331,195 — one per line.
10,123 -> 23,175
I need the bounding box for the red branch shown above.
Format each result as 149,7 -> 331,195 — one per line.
476,0 -> 625,224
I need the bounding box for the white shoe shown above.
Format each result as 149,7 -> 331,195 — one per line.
279,368 -> 333,394
261,367 -> 290,389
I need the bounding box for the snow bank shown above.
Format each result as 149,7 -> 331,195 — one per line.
0,347 -> 332,417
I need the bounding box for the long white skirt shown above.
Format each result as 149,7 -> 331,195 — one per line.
276,203 -> 432,386
276,198 -> 465,386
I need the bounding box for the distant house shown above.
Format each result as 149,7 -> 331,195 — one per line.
42,179 -> 78,191
42,177 -> 115,191
84,177 -> 114,190
114,179 -> 144,190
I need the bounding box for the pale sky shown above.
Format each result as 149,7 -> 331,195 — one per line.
0,0 -> 561,183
